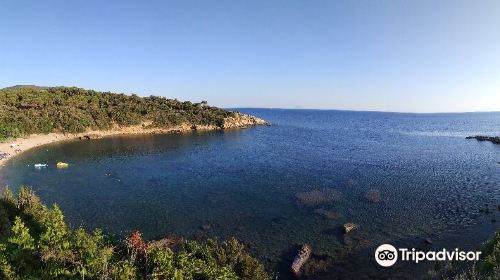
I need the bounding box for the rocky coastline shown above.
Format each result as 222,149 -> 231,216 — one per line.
0,112 -> 268,169
466,135 -> 500,144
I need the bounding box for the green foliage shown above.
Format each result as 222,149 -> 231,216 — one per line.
109,260 -> 137,280
147,241 -> 240,280
150,246 -> 223,280
444,230 -> 500,280
476,230 -> 500,278
39,205 -> 72,263
206,238 -> 270,280
0,186 -> 270,280
0,86 -> 235,141
8,217 -> 35,250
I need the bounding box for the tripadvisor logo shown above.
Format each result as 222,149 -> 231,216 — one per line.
375,244 -> 481,267
375,244 -> 398,267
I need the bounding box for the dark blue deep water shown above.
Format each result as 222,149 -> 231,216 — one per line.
1,109 -> 499,279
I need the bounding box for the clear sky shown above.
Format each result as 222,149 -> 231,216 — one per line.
1,0 -> 499,112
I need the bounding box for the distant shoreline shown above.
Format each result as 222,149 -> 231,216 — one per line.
232,107 -> 500,115
0,113 -> 268,170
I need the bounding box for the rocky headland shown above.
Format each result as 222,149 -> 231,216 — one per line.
466,135 -> 500,144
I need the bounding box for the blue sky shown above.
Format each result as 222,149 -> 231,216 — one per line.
1,0 -> 499,112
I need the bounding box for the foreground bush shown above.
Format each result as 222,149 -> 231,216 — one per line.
0,186 -> 270,280
0,86 -> 234,141
439,230 -> 500,280
475,230 -> 500,279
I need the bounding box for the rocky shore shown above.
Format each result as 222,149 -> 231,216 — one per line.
0,112 -> 268,169
223,113 -> 269,128
466,135 -> 500,144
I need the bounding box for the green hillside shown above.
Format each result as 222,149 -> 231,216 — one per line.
0,86 -> 235,141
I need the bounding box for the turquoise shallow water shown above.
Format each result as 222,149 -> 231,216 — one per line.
1,109 -> 499,279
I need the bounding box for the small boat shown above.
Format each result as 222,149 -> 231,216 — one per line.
56,162 -> 69,168
34,163 -> 47,168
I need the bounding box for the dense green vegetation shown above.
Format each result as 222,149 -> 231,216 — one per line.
0,86 -> 235,141
0,187 -> 270,280
441,230 -> 500,280
473,230 -> 500,279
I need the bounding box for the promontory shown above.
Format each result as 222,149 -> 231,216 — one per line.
0,85 -> 268,165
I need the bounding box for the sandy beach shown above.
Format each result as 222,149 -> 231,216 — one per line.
0,125 -> 216,169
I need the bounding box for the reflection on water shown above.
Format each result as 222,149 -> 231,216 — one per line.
1,109 -> 499,279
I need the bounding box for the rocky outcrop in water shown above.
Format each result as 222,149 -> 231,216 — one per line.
291,244 -> 312,276
222,113 -> 270,129
343,223 -> 359,234
466,135 -> 500,144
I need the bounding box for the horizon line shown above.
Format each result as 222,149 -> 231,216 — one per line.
3,84 -> 499,115
229,107 -> 500,115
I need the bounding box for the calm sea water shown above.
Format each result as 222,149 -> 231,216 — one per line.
1,109 -> 499,279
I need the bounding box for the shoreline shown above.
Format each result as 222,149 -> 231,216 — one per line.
0,113 -> 268,169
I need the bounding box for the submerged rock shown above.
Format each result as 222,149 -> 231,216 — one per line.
346,179 -> 359,187
364,189 -> 381,203
314,209 -> 341,220
343,223 -> 359,234
291,244 -> 312,276
295,189 -> 342,206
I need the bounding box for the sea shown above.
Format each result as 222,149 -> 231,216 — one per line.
1,109 -> 499,279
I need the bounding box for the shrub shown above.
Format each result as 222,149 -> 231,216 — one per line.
0,186 -> 270,280
476,230 -> 500,278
